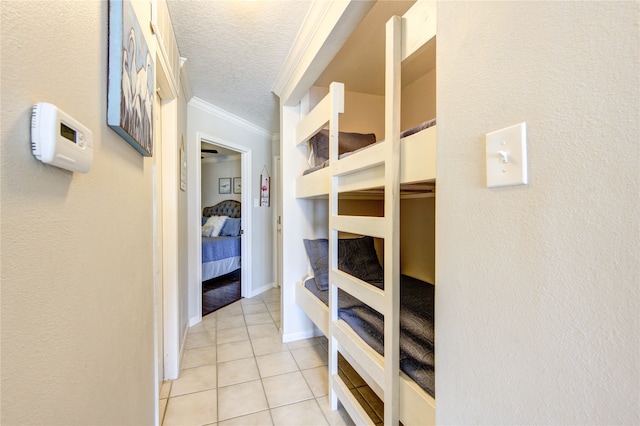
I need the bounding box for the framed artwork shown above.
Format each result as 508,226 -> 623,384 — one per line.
260,174 -> 270,207
107,0 -> 154,156
219,178 -> 231,194
233,177 -> 242,194
180,137 -> 186,191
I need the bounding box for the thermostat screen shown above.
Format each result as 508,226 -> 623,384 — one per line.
60,122 -> 77,143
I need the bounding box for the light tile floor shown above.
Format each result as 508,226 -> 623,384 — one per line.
159,287 -> 356,426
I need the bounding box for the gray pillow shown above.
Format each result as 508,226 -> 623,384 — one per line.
303,239 -> 329,291
338,236 -> 384,288
220,218 -> 241,236
310,130 -> 376,166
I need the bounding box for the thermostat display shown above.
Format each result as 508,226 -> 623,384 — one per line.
60,123 -> 77,143
31,102 -> 93,173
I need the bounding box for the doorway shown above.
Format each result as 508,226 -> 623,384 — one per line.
201,141 -> 242,315
195,133 -> 252,322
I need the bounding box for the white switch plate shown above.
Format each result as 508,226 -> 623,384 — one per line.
486,122 -> 528,188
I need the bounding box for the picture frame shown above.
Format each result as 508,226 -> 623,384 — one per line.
107,0 -> 154,156
233,177 -> 242,194
260,174 -> 270,207
219,178 -> 231,194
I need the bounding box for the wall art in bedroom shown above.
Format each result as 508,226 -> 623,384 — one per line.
219,178 -> 231,194
107,0 -> 154,156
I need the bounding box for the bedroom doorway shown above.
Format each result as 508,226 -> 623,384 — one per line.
197,134 -> 252,320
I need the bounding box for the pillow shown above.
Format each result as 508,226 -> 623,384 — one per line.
303,239 -> 329,291
202,216 -> 208,226
220,217 -> 241,237
310,130 -> 376,166
338,236 -> 384,288
202,215 -> 228,237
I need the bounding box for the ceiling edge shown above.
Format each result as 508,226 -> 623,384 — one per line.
272,0 -> 376,107
189,97 -> 272,140
272,0 -> 333,97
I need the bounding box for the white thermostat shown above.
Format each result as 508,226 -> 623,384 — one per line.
31,102 -> 93,173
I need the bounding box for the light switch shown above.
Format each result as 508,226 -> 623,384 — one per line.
254,198 -> 259,207
486,122 -> 528,188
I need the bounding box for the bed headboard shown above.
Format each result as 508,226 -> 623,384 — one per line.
203,200 -> 241,218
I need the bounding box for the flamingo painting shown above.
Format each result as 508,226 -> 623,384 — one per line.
107,0 -> 154,156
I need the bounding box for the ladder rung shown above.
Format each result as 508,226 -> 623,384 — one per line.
331,215 -> 386,239
332,319 -> 384,391
331,269 -> 385,315
332,374 -> 376,426
331,141 -> 386,177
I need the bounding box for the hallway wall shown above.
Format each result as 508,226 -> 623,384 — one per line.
187,99 -> 274,323
1,1 -> 157,423
436,1 -> 639,423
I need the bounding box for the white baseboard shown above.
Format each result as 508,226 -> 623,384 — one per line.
188,315 -> 201,327
282,327 -> 323,343
249,282 -> 275,298
178,322 -> 190,372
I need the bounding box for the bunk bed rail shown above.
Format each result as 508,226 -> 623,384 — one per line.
296,82 -> 344,146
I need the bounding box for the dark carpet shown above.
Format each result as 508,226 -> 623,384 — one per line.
202,269 -> 241,317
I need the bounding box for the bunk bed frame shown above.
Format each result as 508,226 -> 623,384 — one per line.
293,2 -> 436,425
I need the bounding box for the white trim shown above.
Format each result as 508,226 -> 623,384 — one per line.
179,321 -> 189,361
249,282 -> 275,298
179,58 -> 193,102
190,97 -> 272,139
272,0 -> 333,96
272,0 -> 375,106
152,27 -> 178,100
195,132 -> 253,322
282,328 -> 323,343
161,97 -> 180,380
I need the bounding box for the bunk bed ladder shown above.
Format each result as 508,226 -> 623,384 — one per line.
328,15 -> 402,426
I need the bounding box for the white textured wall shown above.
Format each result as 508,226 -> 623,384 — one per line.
436,1 -> 639,424
201,157 -> 242,208
1,1 -> 156,423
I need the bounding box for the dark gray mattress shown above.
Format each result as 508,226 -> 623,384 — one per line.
304,275 -> 435,397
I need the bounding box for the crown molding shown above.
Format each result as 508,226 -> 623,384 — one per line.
272,0 -> 333,98
189,97 -> 272,139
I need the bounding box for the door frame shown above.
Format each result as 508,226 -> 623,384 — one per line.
194,132 -> 252,321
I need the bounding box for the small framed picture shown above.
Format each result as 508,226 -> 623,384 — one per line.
233,177 -> 242,194
219,177 -> 231,194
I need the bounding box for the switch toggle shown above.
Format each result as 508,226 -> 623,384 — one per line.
486,122 -> 528,188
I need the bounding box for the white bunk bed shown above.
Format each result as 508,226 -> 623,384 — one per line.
293,2 -> 437,425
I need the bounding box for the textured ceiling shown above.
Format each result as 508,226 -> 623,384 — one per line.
167,0 -> 312,135
167,1 -> 428,136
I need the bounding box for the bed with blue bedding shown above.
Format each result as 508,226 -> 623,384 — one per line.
302,236 -> 435,398
202,235 -> 241,281
202,200 -> 242,282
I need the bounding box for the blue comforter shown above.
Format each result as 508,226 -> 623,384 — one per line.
202,236 -> 241,263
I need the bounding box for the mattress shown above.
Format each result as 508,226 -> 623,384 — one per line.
304,275 -> 435,397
